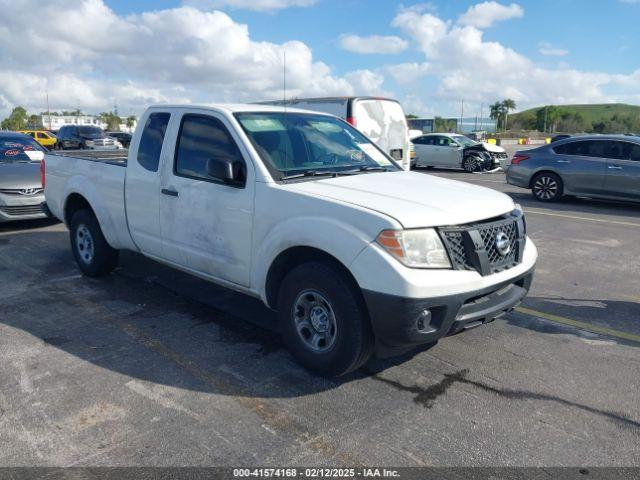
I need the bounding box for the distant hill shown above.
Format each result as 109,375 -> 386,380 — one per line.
509,103 -> 640,133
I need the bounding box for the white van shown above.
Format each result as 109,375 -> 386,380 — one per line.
259,97 -> 412,170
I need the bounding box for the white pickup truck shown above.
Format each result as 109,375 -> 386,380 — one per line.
44,104 -> 537,376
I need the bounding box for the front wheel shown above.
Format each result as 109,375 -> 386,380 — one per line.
277,262 -> 374,377
463,155 -> 482,173
532,172 -> 563,202
70,209 -> 119,276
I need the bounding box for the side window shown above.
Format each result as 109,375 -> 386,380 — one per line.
436,136 -> 450,146
174,114 -> 245,185
622,142 -> 640,162
37,132 -> 47,139
605,141 -> 626,160
137,112 -> 170,172
554,140 -> 604,157
412,136 -> 426,145
421,136 -> 434,146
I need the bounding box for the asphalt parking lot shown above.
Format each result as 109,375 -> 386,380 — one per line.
1,169 -> 639,467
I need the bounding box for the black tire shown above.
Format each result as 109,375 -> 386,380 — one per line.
531,172 -> 563,202
277,262 -> 374,377
463,154 -> 482,173
69,209 -> 119,276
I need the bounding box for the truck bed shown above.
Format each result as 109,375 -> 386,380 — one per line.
47,150 -> 128,166
44,150 -> 136,251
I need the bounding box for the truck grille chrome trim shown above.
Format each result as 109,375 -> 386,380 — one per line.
439,210 -> 526,276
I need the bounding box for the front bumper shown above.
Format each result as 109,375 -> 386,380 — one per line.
363,266 -> 534,356
0,194 -> 49,223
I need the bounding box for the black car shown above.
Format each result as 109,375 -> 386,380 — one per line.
107,131 -> 132,148
550,134 -> 571,143
55,125 -> 117,150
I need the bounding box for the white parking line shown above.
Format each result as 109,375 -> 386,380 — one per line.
523,208 -> 640,228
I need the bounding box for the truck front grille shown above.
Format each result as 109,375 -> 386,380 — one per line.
439,211 -> 525,276
0,204 -> 44,216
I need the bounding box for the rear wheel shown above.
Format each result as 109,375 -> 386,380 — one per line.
532,172 -> 563,202
70,209 -> 119,276
277,262 -> 374,377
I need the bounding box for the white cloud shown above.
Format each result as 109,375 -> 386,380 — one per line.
391,7 -> 640,110
339,34 -> 408,55
538,42 -> 569,57
385,63 -> 431,85
183,0 -> 317,12
344,70 -> 388,96
0,0 -> 378,117
458,1 -> 523,28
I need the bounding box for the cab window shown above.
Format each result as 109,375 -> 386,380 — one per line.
137,112 -> 170,172
174,114 -> 246,186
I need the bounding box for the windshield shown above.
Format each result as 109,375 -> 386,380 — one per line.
234,112 -> 400,180
0,136 -> 46,163
77,126 -> 105,138
451,135 -> 478,147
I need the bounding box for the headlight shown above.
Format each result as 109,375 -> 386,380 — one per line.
376,228 -> 451,269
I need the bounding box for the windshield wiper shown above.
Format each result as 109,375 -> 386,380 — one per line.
280,170 -> 340,181
280,170 -> 361,181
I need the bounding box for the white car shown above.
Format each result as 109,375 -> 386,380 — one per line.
412,133 -> 508,172
44,104 -> 537,376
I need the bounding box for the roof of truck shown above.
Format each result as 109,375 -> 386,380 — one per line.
146,103 -> 332,115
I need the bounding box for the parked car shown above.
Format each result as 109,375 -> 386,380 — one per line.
507,135 -> 640,202
55,125 -> 121,150
258,97 -> 412,171
550,134 -> 572,143
18,130 -> 57,149
0,132 -> 50,223
411,133 -> 508,172
44,104 -> 537,376
107,131 -> 132,148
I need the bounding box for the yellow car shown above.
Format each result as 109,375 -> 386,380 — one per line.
18,130 -> 57,149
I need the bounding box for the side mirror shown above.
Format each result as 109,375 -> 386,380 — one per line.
206,157 -> 242,186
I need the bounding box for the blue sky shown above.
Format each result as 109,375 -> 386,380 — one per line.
1,0 -> 639,118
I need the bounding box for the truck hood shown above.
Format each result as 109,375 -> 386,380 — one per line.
287,171 -> 515,228
0,162 -> 42,190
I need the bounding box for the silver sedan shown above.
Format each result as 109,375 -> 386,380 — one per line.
506,135 -> 640,203
0,132 -> 49,223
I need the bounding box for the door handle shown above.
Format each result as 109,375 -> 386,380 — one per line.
161,188 -> 179,197
608,165 -> 623,170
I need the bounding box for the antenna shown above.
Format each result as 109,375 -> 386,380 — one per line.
283,50 -> 289,173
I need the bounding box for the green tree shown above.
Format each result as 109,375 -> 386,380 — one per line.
99,111 -> 121,131
1,106 -> 29,131
501,99 -> 516,131
126,115 -> 136,130
489,102 -> 503,130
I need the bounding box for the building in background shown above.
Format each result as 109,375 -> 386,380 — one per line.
38,114 -> 137,133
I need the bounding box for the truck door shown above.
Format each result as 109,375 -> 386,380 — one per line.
124,111 -> 172,258
159,111 -> 254,287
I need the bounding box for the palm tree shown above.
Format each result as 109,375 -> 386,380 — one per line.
502,99 -> 516,131
126,115 -> 136,130
489,102 -> 503,130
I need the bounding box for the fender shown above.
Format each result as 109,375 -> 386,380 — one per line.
62,175 -> 136,251
252,215 -> 376,303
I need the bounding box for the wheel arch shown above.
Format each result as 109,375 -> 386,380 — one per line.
64,192 -> 95,226
265,246 -> 365,311
528,169 -> 564,189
